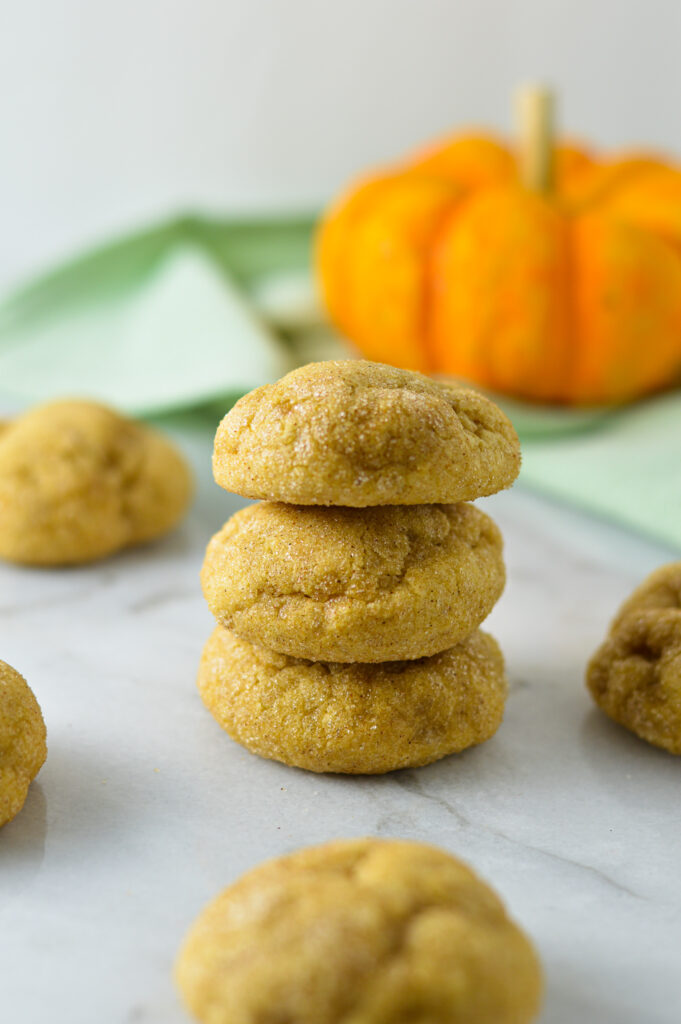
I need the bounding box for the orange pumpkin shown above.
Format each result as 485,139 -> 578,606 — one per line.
317,110 -> 681,406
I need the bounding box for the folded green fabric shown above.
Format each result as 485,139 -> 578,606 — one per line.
0,213 -> 679,550
517,392 -> 681,550
0,216 -> 322,416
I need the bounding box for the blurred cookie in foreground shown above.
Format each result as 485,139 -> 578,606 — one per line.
587,562 -> 681,754
212,360 -> 520,506
175,837 -> 542,1024
197,626 -> 507,774
0,399 -> 193,566
0,660 -> 47,827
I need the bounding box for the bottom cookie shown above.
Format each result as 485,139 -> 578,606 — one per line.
197,626 -> 507,774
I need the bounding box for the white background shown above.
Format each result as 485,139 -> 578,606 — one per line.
2,0 -> 681,289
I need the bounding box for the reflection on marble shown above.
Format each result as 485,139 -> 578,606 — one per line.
0,417 -> 680,1023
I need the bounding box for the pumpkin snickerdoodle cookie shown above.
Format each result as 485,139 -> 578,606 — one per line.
0,661 -> 47,827
197,626 -> 507,774
609,560 -> 681,630
201,500 -> 505,663
587,562 -> 681,754
212,360 -> 520,506
175,838 -> 542,1024
0,399 -> 193,566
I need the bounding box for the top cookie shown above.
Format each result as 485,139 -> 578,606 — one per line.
213,360 -> 520,505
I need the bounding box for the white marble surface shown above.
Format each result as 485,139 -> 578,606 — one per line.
1,418 -> 680,1024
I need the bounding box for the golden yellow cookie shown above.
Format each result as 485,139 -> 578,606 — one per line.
197,625 -> 507,774
610,561 -> 681,632
1,661 -> 47,827
175,837 -> 542,1024
0,399 -> 193,566
201,501 -> 504,663
213,360 -> 520,506
587,609 -> 681,754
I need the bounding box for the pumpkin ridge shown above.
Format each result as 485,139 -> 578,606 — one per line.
316,173 -> 398,338
341,175 -> 462,371
425,187 -> 500,383
420,193 -> 472,374
561,215 -> 579,403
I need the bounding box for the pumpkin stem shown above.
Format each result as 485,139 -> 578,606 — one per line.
515,84 -> 555,193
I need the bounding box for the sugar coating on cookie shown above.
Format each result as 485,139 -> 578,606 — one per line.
201,501 -> 505,663
0,400 -> 193,565
175,837 -> 542,1024
213,360 -> 520,506
610,561 -> 681,632
197,625 -> 507,773
587,609 -> 681,754
0,661 -> 47,827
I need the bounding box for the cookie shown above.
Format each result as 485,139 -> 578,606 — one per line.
201,501 -> 505,663
197,625 -> 507,773
175,837 -> 542,1024
587,609 -> 681,754
0,399 -> 193,566
610,561 -> 681,632
213,360 -> 520,506
1,661 -> 47,827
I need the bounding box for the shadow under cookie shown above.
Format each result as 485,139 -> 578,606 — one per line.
197,626 -> 508,774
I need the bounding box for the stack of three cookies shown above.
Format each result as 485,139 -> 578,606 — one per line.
198,361 -> 521,774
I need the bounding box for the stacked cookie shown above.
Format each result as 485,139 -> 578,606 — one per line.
198,360 -> 520,774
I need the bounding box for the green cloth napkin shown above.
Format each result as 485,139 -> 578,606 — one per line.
0,213 -> 679,550
517,392 -> 681,549
0,215 -> 333,416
